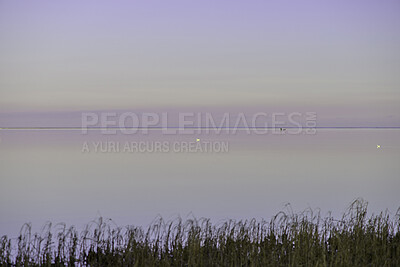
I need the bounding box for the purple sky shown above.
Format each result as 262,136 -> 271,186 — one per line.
0,0 -> 399,125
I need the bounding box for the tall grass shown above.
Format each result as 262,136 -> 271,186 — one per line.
1,199 -> 399,266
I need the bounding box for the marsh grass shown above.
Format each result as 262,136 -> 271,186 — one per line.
1,199 -> 399,266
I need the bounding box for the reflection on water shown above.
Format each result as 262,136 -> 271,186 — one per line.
0,129 -> 399,236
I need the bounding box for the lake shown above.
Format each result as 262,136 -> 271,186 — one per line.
0,128 -> 399,237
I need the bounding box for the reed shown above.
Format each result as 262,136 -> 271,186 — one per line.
1,199 -> 399,266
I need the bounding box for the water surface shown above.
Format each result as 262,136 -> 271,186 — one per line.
0,129 -> 399,236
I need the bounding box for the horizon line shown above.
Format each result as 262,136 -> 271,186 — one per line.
1,126 -> 400,130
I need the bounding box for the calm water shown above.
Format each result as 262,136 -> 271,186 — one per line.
0,129 -> 399,236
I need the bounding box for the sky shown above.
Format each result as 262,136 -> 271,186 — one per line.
0,0 -> 399,126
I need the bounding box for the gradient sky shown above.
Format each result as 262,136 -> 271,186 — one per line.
0,0 -> 399,123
